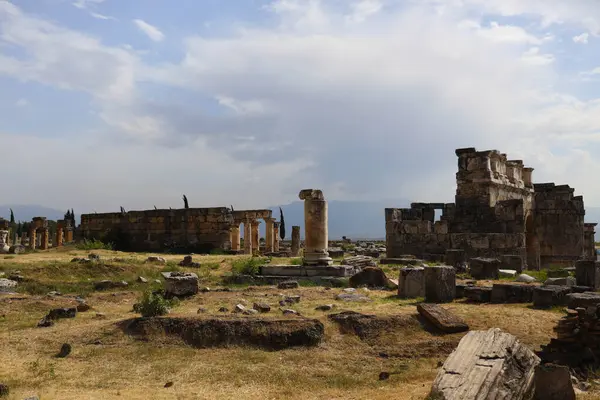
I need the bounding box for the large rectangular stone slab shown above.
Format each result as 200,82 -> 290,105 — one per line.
491,283 -> 534,304
417,303 -> 469,333
566,292 -> 600,309
533,286 -> 572,308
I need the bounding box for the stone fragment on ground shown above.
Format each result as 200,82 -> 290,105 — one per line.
178,255 -> 201,268
137,276 -> 148,283
253,303 -> 271,313
544,276 -> 576,286
277,280 -> 299,289
146,256 -> 166,264
498,269 -> 517,278
491,283 -> 534,303
161,271 -> 198,298
417,303 -> 469,333
349,267 -> 397,290
56,343 -> 72,358
516,274 -> 537,283
341,255 -> 376,269
315,304 -> 334,311
0,278 -> 17,293
94,280 -> 128,291
335,293 -> 371,302
533,363 -> 575,400
430,328 -> 539,400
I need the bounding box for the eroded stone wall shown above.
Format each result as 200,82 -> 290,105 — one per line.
385,147 -> 594,268
81,208 -> 234,252
534,183 -> 585,267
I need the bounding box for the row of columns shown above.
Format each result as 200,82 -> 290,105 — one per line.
230,218 -> 281,255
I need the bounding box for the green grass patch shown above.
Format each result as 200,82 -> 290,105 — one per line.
231,257 -> 266,276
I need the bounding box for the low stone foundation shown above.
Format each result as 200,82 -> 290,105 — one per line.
258,265 -> 357,278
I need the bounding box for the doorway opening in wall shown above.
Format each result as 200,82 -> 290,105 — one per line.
434,209 -> 442,222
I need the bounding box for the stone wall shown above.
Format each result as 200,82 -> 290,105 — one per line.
81,208 -> 234,252
385,147 -> 594,268
533,183 -> 585,267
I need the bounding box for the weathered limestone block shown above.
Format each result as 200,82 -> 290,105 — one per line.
464,286 -> 492,303
500,254 -> 524,273
444,249 -> 465,268
327,247 -> 344,258
491,283 -> 534,304
469,257 -> 500,280
398,267 -> 425,298
417,303 -> 468,333
544,276 -> 575,286
547,269 -> 570,278
349,267 -> 396,289
291,226 -> 300,257
162,271 -> 199,297
533,286 -> 572,308
566,292 -> 600,309
430,328 -> 539,400
533,363 -> 575,400
424,266 -> 455,303
575,260 -> 600,289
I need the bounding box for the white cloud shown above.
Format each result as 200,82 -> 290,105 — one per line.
345,0 -> 382,23
573,33 -> 589,43
90,12 -> 116,21
3,0 -> 600,208
521,47 -> 555,66
72,0 -> 105,10
464,21 -> 548,45
133,19 -> 164,42
15,98 -> 28,107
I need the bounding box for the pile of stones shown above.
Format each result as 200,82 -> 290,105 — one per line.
538,304 -> 600,377
341,255 -> 376,269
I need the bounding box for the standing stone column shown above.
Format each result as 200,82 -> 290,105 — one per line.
29,229 -> 36,250
299,189 -> 332,266
230,224 -> 241,251
55,226 -> 64,248
252,220 -> 261,253
244,219 -> 253,255
265,218 -> 275,253
273,222 -> 280,252
291,225 -> 300,257
40,229 -> 49,250
20,233 -> 27,246
65,229 -> 73,243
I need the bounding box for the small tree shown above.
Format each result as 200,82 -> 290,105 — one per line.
9,209 -> 14,224
183,195 -> 189,209
279,207 -> 286,240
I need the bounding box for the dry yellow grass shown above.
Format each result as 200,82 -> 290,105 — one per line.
1,248 -> 599,399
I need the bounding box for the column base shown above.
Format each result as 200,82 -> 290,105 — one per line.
303,252 -> 333,266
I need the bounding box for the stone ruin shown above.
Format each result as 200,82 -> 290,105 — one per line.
385,147 -> 596,270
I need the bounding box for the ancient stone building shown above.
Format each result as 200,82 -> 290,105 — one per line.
81,208 -> 234,252
385,148 -> 596,269
230,210 -> 274,255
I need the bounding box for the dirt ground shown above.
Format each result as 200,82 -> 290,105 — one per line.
1,248 -> 599,399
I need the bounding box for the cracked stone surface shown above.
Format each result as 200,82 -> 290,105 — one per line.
430,328 -> 539,400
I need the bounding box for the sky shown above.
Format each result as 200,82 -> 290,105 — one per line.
2,0 -> 600,213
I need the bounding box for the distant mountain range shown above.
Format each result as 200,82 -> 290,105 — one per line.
3,202 -> 600,240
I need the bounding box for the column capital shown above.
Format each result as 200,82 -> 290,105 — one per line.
273,221 -> 281,228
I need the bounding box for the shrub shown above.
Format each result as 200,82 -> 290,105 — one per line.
133,291 -> 179,317
76,239 -> 113,251
290,258 -> 302,265
231,257 -> 265,276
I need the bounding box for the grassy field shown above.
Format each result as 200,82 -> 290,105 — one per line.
1,247 -> 599,399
